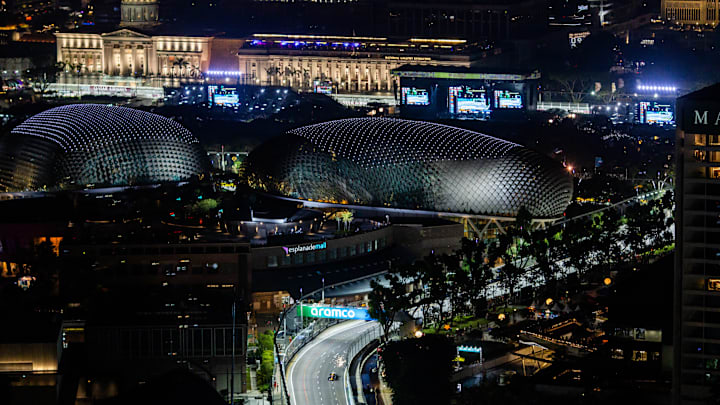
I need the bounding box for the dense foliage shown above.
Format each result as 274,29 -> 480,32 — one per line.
369,192 -> 674,330
382,335 -> 456,405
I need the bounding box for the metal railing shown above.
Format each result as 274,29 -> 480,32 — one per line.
272,270 -> 390,405
345,323 -> 383,405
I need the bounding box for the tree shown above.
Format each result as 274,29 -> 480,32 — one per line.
563,217 -> 594,281
588,209 -> 625,275
252,330 -> 275,391
189,64 -> 203,79
368,273 -> 410,341
457,238 -> 493,317
553,74 -> 591,104
528,227 -> 565,295
416,254 -> 451,327
382,335 -> 456,405
27,62 -> 64,94
440,253 -> 466,320
492,207 -> 534,305
67,62 -> 84,99
173,57 -> 190,78
190,198 -> 218,214
625,196 -> 674,259
265,66 -> 282,85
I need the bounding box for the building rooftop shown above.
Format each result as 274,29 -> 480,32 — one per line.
678,82 -> 720,102
392,64 -> 541,80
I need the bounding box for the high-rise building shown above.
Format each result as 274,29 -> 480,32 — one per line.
674,83 -> 720,404
662,0 -> 720,26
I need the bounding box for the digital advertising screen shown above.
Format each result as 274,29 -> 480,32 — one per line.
401,87 -> 429,106
638,101 -> 674,124
493,90 -> 523,109
209,85 -> 239,106
313,80 -> 333,94
448,86 -> 489,115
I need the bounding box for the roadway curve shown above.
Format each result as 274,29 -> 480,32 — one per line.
288,320 -> 378,405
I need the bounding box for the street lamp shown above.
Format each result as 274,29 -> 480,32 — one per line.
321,277 -> 325,303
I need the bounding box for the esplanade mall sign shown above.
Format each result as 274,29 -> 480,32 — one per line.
282,241 -> 327,255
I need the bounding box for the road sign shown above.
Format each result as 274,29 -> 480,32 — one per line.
297,305 -> 375,321
458,345 -> 482,354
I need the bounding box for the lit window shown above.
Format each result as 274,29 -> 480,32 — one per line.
632,350 -> 648,362
708,278 -> 720,291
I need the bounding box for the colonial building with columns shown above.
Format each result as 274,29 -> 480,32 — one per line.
56,29 -> 212,78
55,31 -> 486,95
53,0 -> 499,96
662,0 -> 720,26
236,34 -> 481,93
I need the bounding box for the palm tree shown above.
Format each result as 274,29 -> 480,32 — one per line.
68,62 -> 84,100
189,65 -> 202,80
173,57 -> 190,79
265,66 -> 281,85
302,69 -> 311,90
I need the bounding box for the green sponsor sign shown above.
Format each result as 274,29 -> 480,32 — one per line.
297,305 -> 374,321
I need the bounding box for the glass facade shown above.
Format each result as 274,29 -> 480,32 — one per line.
246,118 -> 573,218
266,238 -> 387,269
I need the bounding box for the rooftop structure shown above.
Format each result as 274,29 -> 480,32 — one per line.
245,118 -> 572,220
0,104 -> 208,191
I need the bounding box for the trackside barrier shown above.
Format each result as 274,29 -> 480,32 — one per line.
272,270 -> 391,405
344,323 -> 383,405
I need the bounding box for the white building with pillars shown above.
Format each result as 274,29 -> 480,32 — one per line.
236,34 -> 477,93
54,31 -> 486,97
55,29 -> 212,79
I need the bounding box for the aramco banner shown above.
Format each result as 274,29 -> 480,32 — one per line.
297,305 -> 374,321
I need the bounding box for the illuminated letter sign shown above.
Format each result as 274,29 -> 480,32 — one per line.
282,241 -> 327,255
298,305 -> 374,321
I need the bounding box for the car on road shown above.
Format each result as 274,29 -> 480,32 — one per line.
328,372 -> 339,381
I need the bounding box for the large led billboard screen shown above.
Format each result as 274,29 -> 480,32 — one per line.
494,90 -> 523,109
449,86 -> 489,115
638,101 -> 674,124
209,85 -> 239,106
401,87 -> 429,106
313,80 -> 333,94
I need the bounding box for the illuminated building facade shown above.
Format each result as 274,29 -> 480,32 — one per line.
675,83 -> 720,403
662,0 -> 720,26
120,0 -> 159,28
0,104 -> 208,191
236,34 -> 479,93
246,118 -> 572,225
392,65 -> 540,118
55,30 -> 212,77
55,31 -> 484,94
